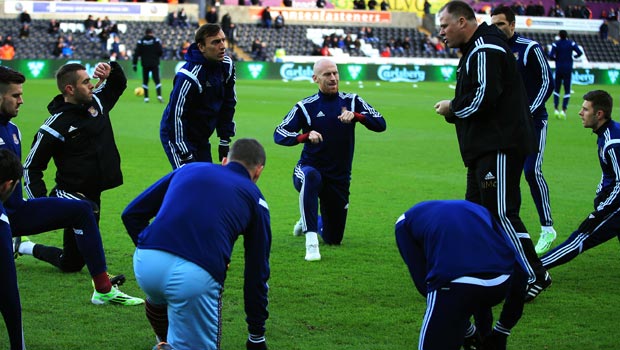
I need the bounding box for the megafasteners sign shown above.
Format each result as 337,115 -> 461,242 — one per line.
249,7 -> 392,24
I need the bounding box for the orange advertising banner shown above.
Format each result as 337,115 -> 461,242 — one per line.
249,7 -> 392,24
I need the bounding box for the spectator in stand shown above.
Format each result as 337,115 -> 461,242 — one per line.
391,37 -> 404,55
355,37 -> 363,51
178,8 -> 190,28
102,16 -> 111,29
110,36 -> 122,59
512,1 -> 525,15
580,5 -> 591,19
84,15 -> 96,31
549,4 -> 565,17
98,27 -> 111,54
167,11 -> 180,27
317,0 -> 326,8
343,34 -> 354,53
380,44 -> 391,57
206,7 -> 218,24
108,21 -> 119,37
274,11 -> 284,29
258,43 -> 269,61
535,1 -> 545,16
401,36 -> 412,54
422,35 -> 434,54
85,17 -> 98,43
283,0 -> 293,6
354,0 -> 367,10
61,41 -> 74,58
525,1 -> 537,16
607,8 -> 617,21
251,37 -> 262,57
364,27 -> 378,43
177,40 -> 190,60
19,23 -> 29,39
17,11 -> 31,41
311,44 -> 322,56
64,33 -> 74,47
368,0 -> 378,10
262,6 -> 272,29
380,0 -> 390,11
52,37 -> 64,58
3,36 -> 14,49
320,43 -> 330,56
274,45 -> 286,62
434,37 -> 446,54
48,19 -> 60,36
330,34 -> 343,50
0,43 -> 15,60
18,10 -> 31,26
600,20 -> 609,41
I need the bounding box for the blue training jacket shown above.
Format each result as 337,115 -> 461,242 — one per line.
122,161 -> 271,335
0,115 -> 23,215
395,200 -> 527,296
160,43 -> 236,161
549,37 -> 582,72
593,120 -> 620,217
273,90 -> 386,182
509,32 -> 554,119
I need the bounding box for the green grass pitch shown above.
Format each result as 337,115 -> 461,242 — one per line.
3,77 -> 620,349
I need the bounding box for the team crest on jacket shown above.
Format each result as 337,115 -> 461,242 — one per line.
12,133 -> 19,145
514,52 -> 519,60
88,106 -> 99,117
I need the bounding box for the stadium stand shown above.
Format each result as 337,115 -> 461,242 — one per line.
1,14 -> 619,63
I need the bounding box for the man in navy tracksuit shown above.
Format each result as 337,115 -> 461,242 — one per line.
491,6 -> 557,255
533,91 -> 620,301
123,138 -> 271,350
434,1 -> 549,300
1,65 -> 141,306
549,30 -> 582,119
274,58 -> 386,261
395,200 -> 527,350
160,23 -> 236,169
0,149 -> 25,350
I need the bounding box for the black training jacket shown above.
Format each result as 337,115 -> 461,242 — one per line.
445,22 -> 536,167
24,61 -> 126,198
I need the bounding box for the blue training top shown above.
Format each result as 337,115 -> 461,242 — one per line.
0,115 -> 24,215
509,32 -> 554,119
549,37 -> 583,72
122,161 -> 271,335
395,200 -> 527,295
593,119 -> 620,217
274,90 -> 386,182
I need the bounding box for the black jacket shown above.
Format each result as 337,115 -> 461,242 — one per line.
446,22 -> 535,166
23,61 -> 126,198
133,34 -> 163,68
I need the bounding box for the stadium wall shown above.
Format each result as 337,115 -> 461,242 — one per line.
0,59 -> 618,86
